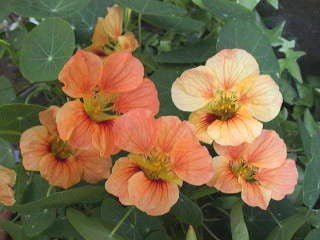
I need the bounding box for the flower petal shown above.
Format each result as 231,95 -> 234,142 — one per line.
238,75 -> 283,122
99,52 -> 144,93
39,106 -> 59,135
206,49 -> 259,89
0,184 -> 15,206
114,109 -> 157,154
244,130 -> 287,169
20,126 -> 52,171
39,154 -> 82,189
0,166 -> 16,187
103,5 -> 123,40
189,110 -> 215,144
171,144 -> 214,185
240,179 -> 272,210
105,157 -> 140,205
128,171 -> 179,216
59,50 -> 103,98
117,32 -> 139,52
113,78 -> 159,116
207,156 -> 241,193
256,159 -> 298,200
76,149 -> 112,183
90,17 -> 109,47
171,66 -> 216,111
213,143 -> 247,161
207,108 -> 263,146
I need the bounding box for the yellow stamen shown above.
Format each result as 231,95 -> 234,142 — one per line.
231,160 -> 257,182
51,138 -> 74,160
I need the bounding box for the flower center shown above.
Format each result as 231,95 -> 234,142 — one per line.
207,90 -> 239,120
129,151 -> 182,185
83,92 -> 119,122
51,138 -> 74,161
231,160 -> 257,182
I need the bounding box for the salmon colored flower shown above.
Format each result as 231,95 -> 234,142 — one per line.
20,106 -> 111,189
57,50 -> 159,156
85,5 -> 139,57
171,49 -> 283,146
0,165 -> 16,206
105,109 -> 213,216
207,130 -> 298,210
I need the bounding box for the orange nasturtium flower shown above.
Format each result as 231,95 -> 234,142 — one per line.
20,106 -> 111,189
85,5 -> 139,57
0,165 -> 16,206
57,50 -> 159,156
208,130 -> 298,210
105,109 -> 214,216
171,49 -> 283,146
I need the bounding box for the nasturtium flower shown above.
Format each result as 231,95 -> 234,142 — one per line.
85,5 -> 139,57
57,50 -> 159,156
20,106 -> 111,189
0,165 -> 16,206
171,49 -> 283,146
208,130 -> 298,210
105,109 -> 214,216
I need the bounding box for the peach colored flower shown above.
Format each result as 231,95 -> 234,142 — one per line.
85,5 -> 139,57
171,49 -> 283,146
57,50 -> 159,156
0,165 -> 16,206
105,109 -> 214,216
207,130 -> 298,210
20,106 -> 111,189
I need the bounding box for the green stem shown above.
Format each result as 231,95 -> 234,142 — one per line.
109,207 -> 134,237
202,223 -> 221,240
46,185 -> 54,197
268,209 -> 282,228
138,13 -> 142,49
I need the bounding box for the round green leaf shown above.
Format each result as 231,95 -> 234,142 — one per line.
305,229 -> 320,240
0,138 -> 15,168
0,76 -> 16,104
13,0 -> 90,18
0,0 -> 12,21
20,17 -> 75,83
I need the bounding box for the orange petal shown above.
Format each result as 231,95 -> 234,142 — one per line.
59,50 -> 103,98
207,108 -> 262,146
189,110 -> 215,144
171,144 -> 214,185
128,172 -> 179,216
113,78 -> 159,115
240,179 -> 272,210
92,120 -> 120,156
104,5 -> 123,40
256,159 -> 298,201
244,130 -> 287,169
206,49 -> 259,89
99,52 -> 144,94
20,126 -> 52,171
39,106 -> 59,135
118,32 -> 139,52
207,156 -> 241,193
171,66 -> 216,111
114,109 -> 157,154
238,75 -> 283,122
213,143 -> 247,161
39,154 -> 82,189
56,100 -> 94,150
91,17 -> 109,47
105,157 -> 140,205
76,149 -> 112,183
0,166 -> 16,187
0,184 -> 15,206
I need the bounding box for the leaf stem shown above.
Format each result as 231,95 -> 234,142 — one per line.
138,13 -> 142,49
46,185 -> 54,197
268,209 -> 282,228
202,223 -> 222,240
109,206 -> 134,237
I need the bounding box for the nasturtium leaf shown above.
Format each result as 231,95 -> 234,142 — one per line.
0,103 -> 45,142
67,208 -> 126,240
0,0 -> 12,21
10,186 -> 106,212
187,185 -> 218,200
267,0 -> 279,9
0,138 -> 15,168
0,76 -> 16,104
0,219 -> 30,240
15,164 -> 31,204
305,229 -> 320,240
171,194 -> 203,226
303,130 -> 320,208
304,109 -> 318,137
44,217 -> 84,239
266,209 -> 311,240
7,26 -> 28,50
143,15 -> 205,33
20,17 -> 75,83
278,72 -> 298,105
114,0 -> 186,16
230,201 -> 249,240
203,0 -> 254,19
13,0 -> 90,18
186,225 -> 197,240
155,36 -> 216,63
217,18 -> 280,76
296,83 -> 314,107
238,0 -> 261,10
212,196 -> 240,210
298,121 -> 312,161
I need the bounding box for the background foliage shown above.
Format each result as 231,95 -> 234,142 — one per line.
0,0 -> 319,239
